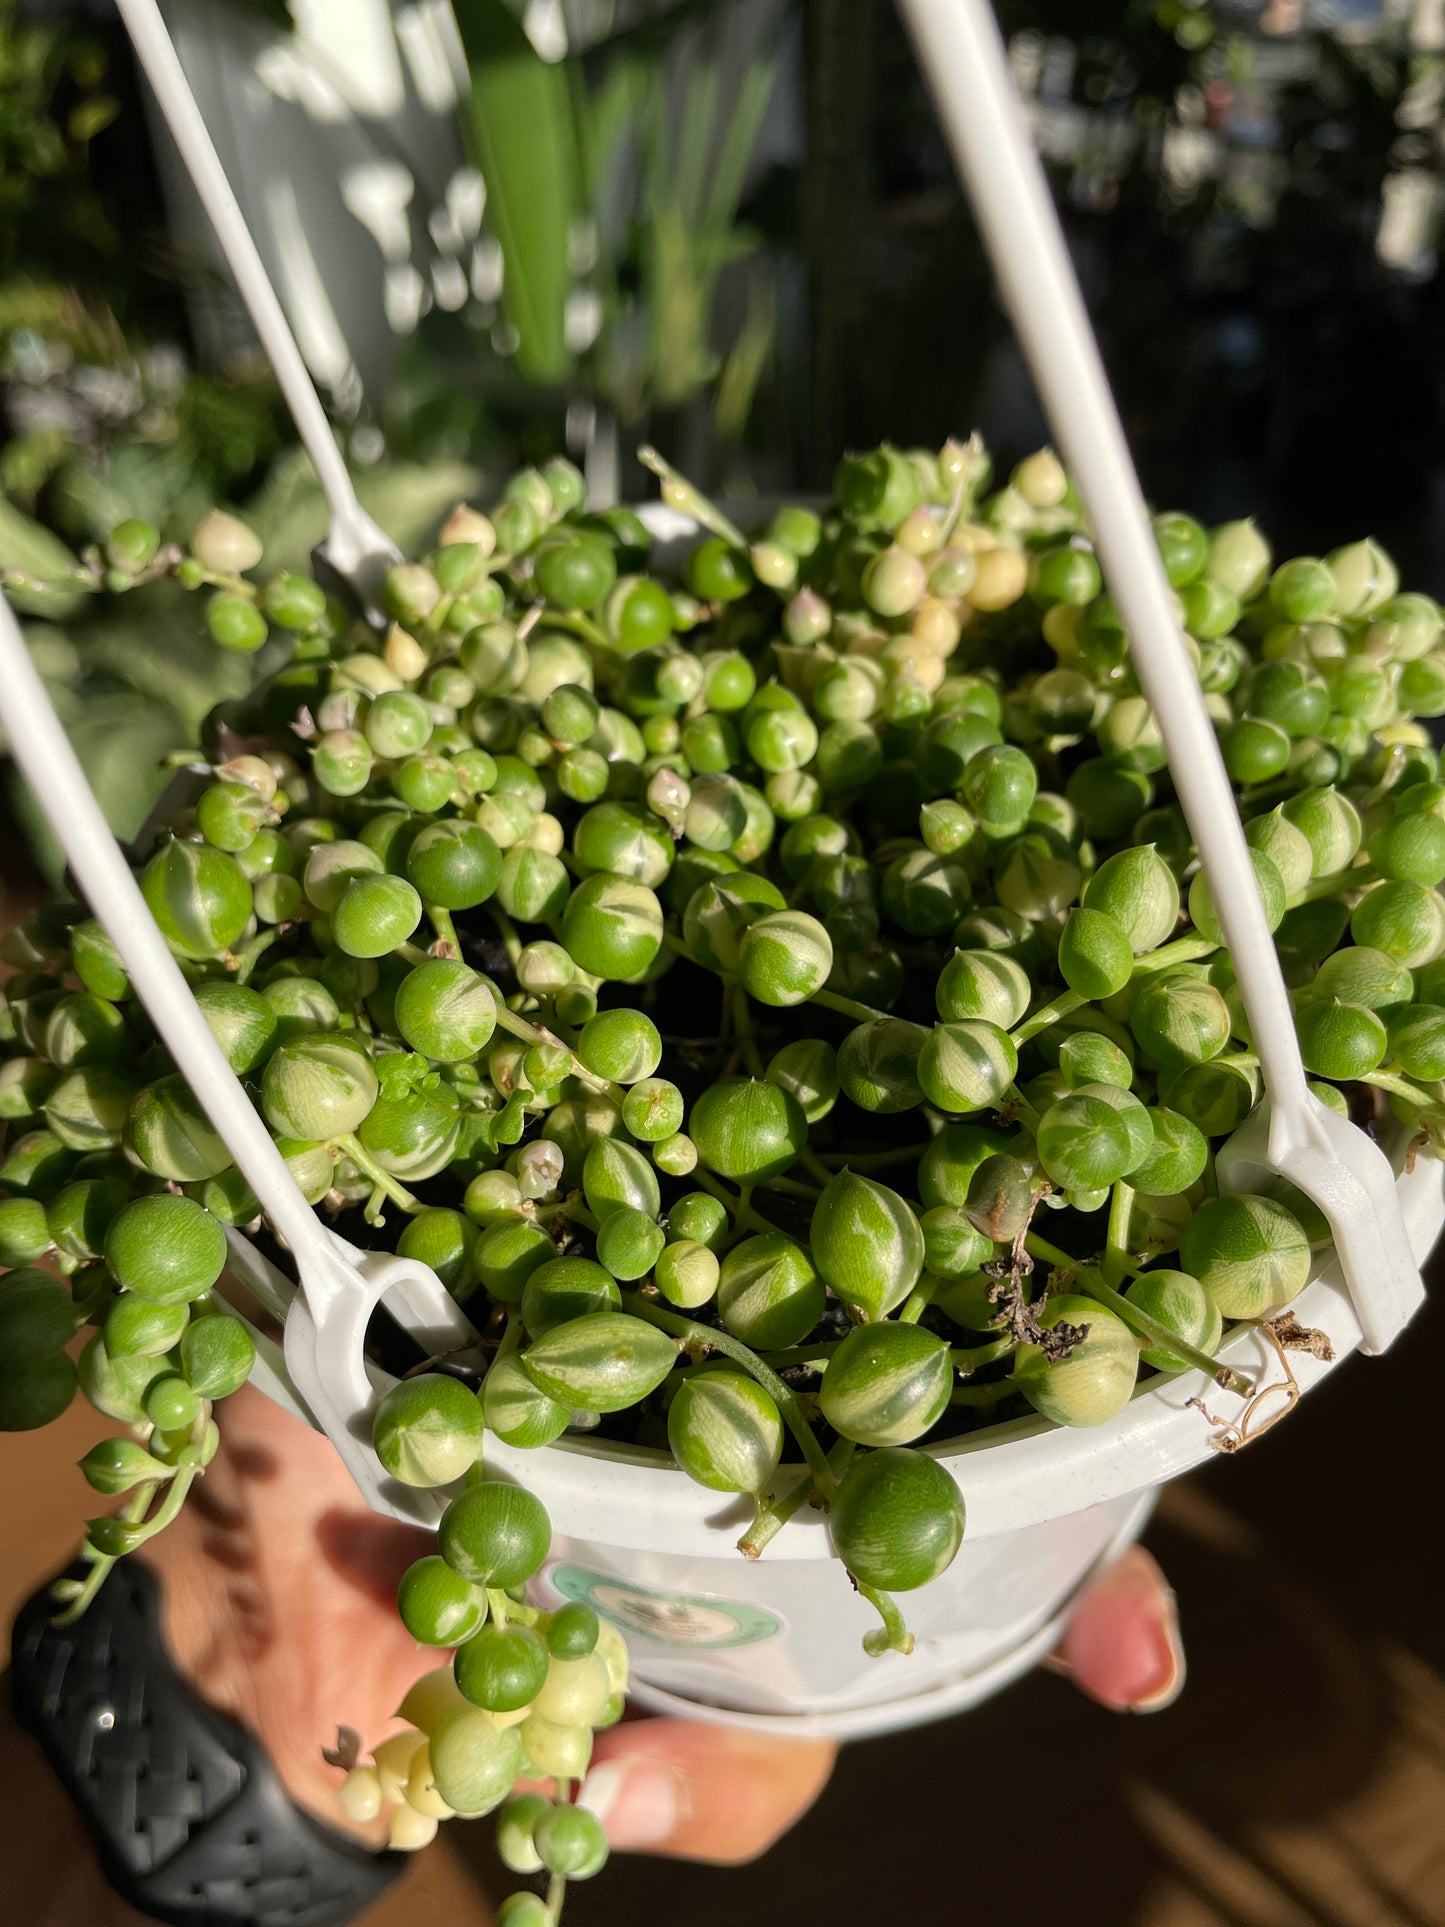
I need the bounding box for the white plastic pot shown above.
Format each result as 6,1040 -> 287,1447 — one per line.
485,1137 -> 1443,1740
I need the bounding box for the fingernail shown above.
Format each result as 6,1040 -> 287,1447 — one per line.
578,1761 -> 680,1850
1131,1593 -> 1186,1713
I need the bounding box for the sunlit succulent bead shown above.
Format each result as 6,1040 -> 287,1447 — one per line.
330,873 -> 422,958
919,1206 -> 993,1285
205,592 -> 269,653
520,1255 -> 621,1340
561,875 -> 664,981
104,1192 -> 227,1307
1129,973 -> 1231,1069
471,1218 -> 552,1305
744,692 -> 818,777
312,727 -> 374,798
820,1322 -> 952,1449
261,1032 -> 378,1139
573,1007 -> 658,1086
393,752 -> 456,813
392,960 -> 497,1066
0,1129 -> 72,1199
372,1373 -> 484,1488
1367,809 -> 1445,888
1178,576 -> 1240,641
1066,757 -> 1153,841
808,1169 -> 924,1322
1053,907 -> 1131,1001
828,1446 -> 964,1591
1281,785 -> 1361,876
1013,1295 -> 1140,1427
880,849 -> 972,938
591,1207 -> 663,1284
668,1370 -> 784,1494
666,1191 -> 730,1251
1202,517 -> 1270,600
717,1233 -> 823,1348
1123,1270 -> 1224,1374
934,949 -> 1029,1030
1178,1192 -> 1311,1320
1350,879 -> 1445,967
126,1074 -> 233,1183
583,1138 -> 661,1226
1124,1107 -> 1208,1196
1293,997 -> 1388,1080
1321,536 -> 1397,619
493,844 -> 568,922
1036,1084 -> 1153,1193
0,1057 -> 56,1123
1082,846 -> 1179,955
834,444 -> 922,530
142,840 -> 253,962
733,910 -> 831,1008
783,587 -> 832,646
519,1310 -> 676,1415
837,1016 -> 926,1114
619,1078 -> 684,1144
43,1068 -> 139,1152
686,1077 -> 804,1185
653,1239 -> 719,1311
302,840 -> 382,914
44,993 -> 127,1070
918,1020 -> 1017,1116
1388,1001 -> 1445,1080
960,1151 -> 1033,1243
395,1207 -> 478,1302
861,545 -> 927,618
481,1351 -> 569,1449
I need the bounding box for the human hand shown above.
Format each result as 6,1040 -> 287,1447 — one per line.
144,1384 -> 1184,1864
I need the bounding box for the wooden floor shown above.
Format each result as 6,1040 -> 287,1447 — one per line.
5,1271 -> 1442,1927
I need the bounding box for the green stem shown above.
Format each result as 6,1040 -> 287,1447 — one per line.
332,1134 -> 422,1218
798,1148 -> 836,1190
427,904 -> 460,954
488,997 -> 622,1103
689,1169 -> 783,1238
230,925 -> 282,985
761,1174 -> 824,1200
1364,1069 -> 1441,1112
739,1438 -> 856,1558
490,907 -> 524,968
1011,988 -> 1084,1046
898,1273 -> 940,1325
810,987 -> 891,1025
1002,1085 -> 1042,1132
1104,1181 -> 1134,1287
1290,861 -> 1377,906
637,445 -> 749,549
51,1484 -> 156,1625
1025,1231 -> 1075,1274
1075,1264 -> 1253,1395
622,1293 -> 838,1496
757,1340 -> 843,1366
950,1381 -> 1016,1408
733,986 -> 766,1078
819,1143 -> 931,1170
950,1337 -> 1013,1372
856,1579 -> 914,1657
1131,936 -> 1219,977
397,939 -> 431,967
539,607 -> 611,650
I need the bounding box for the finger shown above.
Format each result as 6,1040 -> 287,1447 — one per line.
1047,1544 -> 1185,1713
578,1718 -> 836,1862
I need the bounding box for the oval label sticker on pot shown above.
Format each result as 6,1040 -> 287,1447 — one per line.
549,1565 -> 782,1649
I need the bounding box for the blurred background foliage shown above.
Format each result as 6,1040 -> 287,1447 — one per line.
1,0 -> 1443,859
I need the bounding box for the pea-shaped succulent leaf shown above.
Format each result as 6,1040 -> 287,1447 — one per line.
654,1239 -> 720,1310
332,874 -> 422,958
0,1350 -> 78,1430
1126,1108 -> 1209,1196
427,1706 -> 524,1818
819,1323 -> 952,1447
394,960 -> 497,1063
1125,1270 -> 1223,1374
717,1234 -> 824,1348
683,874 -> 785,973
180,1314 -> 255,1399
1281,785 -> 1361,875
1294,998 -> 1387,1080
1188,850 -> 1285,944
1387,1003 -> 1445,1080
0,1268 -> 76,1360
595,1208 -> 666,1283
1159,1057 -> 1260,1137
1130,974 -> 1231,1069
262,1033 -> 379,1139
668,1370 -> 784,1493
105,1195 -> 227,1305
1036,1086 -> 1154,1193
810,1171 -> 924,1320
764,1038 -> 839,1124
917,1020 -> 1017,1115
837,1018 -> 927,1114
917,1123 -> 1014,1211
127,1076 -> 233,1182
193,981 -> 277,1074
373,1372 -> 485,1487
562,875 -> 664,980
520,1311 -> 676,1413
481,1352 -> 570,1448
406,821 -> 503,909
964,1153 -> 1035,1243
142,840 -> 253,961
936,949 -> 1030,1027
1082,847 -> 1180,955
398,1207 -> 479,1301
738,911 -> 833,1007
454,1622 -> 550,1712
828,1448 -> 965,1591
577,1007 -> 661,1084
1013,1295 -> 1140,1426
689,1076 -> 806,1182
1350,880 -> 1445,967
398,1555 -> 487,1647
438,1480 -> 551,1586
1178,1193 -> 1311,1319
522,1256 -> 621,1337
1311,945 -> 1413,1011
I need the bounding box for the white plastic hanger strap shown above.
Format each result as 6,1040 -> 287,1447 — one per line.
898,0 -> 1422,1352
115,0 -> 399,600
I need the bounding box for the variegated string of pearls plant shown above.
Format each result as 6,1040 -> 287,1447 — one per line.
4,434 -> 1445,1922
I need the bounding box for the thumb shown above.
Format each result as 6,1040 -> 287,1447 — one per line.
578,1718 -> 836,1862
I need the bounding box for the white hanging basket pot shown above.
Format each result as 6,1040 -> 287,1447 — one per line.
0,0 -> 1429,1754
